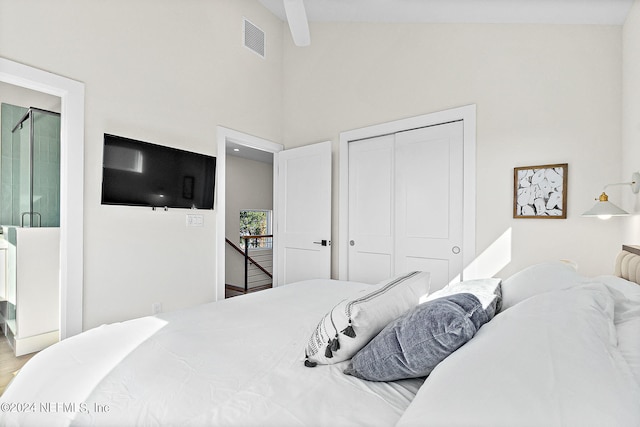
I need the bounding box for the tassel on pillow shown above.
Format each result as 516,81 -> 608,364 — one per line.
341,319 -> 356,338
331,335 -> 340,352
325,340 -> 334,358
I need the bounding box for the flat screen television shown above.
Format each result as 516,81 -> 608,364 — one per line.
101,133 -> 216,209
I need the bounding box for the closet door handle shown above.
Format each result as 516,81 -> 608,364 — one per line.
452,246 -> 461,254
313,240 -> 331,247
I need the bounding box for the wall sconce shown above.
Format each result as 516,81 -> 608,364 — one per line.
582,172 -> 640,220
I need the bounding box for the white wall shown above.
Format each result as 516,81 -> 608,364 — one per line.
0,0 -> 284,329
225,154 -> 273,287
0,1 -> 631,327
623,0 -> 640,242
282,23 -> 623,278
0,82 -> 61,114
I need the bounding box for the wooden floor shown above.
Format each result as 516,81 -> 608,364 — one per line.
0,336 -> 36,397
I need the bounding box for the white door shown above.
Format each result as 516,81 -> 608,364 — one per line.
348,134 -> 395,283
395,122 -> 464,291
347,121 -> 464,291
276,141 -> 332,285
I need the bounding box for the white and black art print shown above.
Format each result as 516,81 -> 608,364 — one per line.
513,163 -> 567,219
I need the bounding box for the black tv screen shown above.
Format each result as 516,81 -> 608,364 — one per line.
101,134 -> 216,209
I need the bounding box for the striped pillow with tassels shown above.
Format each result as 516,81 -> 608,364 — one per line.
304,271 -> 431,366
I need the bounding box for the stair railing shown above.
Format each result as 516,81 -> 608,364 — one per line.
225,235 -> 273,292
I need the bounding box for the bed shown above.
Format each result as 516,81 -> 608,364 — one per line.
1,249 -> 639,427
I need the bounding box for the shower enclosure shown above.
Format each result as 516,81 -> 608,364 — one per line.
1,105 -> 61,227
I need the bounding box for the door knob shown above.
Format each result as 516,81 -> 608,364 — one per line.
452,246 -> 461,254
350,240 -> 355,246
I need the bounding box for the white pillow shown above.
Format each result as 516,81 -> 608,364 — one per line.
397,285 -> 640,427
500,261 -> 584,311
304,271 -> 430,366
424,278 -> 502,319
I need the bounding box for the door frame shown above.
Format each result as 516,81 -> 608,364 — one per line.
216,126 -> 282,301
0,57 -> 85,339
338,104 -> 477,281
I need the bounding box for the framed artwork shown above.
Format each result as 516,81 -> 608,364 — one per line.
513,163 -> 567,219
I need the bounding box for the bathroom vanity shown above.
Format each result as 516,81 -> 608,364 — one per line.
2,226 -> 60,356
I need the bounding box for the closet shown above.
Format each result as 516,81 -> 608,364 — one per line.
347,121 -> 464,291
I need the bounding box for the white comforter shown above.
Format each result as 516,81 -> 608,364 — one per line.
0,279 -> 423,427
2,272 -> 640,427
397,274 -> 640,427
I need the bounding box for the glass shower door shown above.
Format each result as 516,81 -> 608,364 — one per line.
11,114 -> 32,227
31,110 -> 61,227
7,107 -> 61,227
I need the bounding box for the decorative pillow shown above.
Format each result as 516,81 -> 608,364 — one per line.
501,261 -> 584,311
304,271 -> 430,366
344,293 -> 489,381
424,278 -> 502,319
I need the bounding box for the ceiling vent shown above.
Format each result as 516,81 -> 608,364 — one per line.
243,18 -> 265,58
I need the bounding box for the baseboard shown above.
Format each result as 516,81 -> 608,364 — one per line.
14,330 -> 59,356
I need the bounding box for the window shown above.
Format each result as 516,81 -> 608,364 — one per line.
239,209 -> 272,249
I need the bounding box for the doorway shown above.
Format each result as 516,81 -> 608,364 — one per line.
224,141 -> 275,297
216,128 -> 333,300
0,58 -> 85,339
216,127 -> 282,301
339,105 -> 477,288
0,97 -> 62,355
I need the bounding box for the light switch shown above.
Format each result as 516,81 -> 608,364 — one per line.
186,214 -> 204,227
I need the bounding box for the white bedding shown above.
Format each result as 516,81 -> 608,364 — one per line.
0,279 -> 423,427
2,268 -> 640,427
397,274 -> 640,427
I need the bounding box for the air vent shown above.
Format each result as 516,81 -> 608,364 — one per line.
243,18 -> 265,58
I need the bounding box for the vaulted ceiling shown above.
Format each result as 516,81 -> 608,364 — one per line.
259,0 -> 633,25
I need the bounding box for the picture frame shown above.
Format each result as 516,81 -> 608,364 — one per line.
513,163 -> 568,219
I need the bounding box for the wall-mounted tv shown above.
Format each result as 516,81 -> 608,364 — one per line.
101,133 -> 216,209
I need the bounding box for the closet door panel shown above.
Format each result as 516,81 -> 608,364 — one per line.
399,136 -> 450,239
404,257 -> 449,289
348,135 -> 394,284
395,121 -> 464,292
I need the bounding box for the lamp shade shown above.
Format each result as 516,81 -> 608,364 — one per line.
583,173 -> 639,219
582,192 -> 629,218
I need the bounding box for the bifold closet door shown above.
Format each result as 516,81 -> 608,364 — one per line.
347,121 -> 464,289
394,121 -> 464,292
347,134 -> 395,284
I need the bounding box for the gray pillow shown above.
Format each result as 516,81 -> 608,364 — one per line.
344,293 -> 489,382
424,278 -> 502,319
